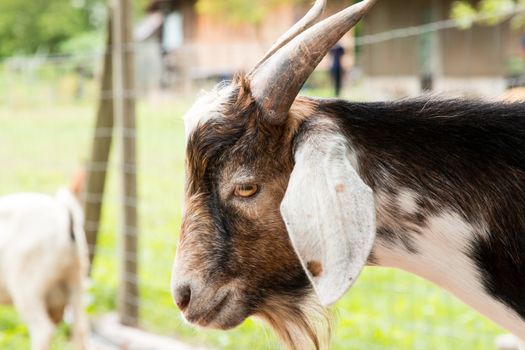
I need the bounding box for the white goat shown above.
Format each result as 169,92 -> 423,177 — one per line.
0,187 -> 89,350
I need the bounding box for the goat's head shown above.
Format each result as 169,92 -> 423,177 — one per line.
171,1 -> 377,349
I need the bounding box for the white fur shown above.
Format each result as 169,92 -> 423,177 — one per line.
373,210 -> 525,339
396,189 -> 419,214
183,83 -> 235,140
281,128 -> 376,306
496,334 -> 525,350
0,188 -> 89,350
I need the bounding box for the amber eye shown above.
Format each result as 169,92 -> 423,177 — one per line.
234,184 -> 259,198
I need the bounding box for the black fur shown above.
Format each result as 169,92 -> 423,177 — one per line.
68,208 -> 75,242
316,98 -> 525,319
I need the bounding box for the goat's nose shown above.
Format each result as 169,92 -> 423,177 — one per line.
174,284 -> 192,311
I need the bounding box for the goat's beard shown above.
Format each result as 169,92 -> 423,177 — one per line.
256,291 -> 331,350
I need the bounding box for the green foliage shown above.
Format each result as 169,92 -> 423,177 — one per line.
195,0 -> 308,25
0,0 -> 105,57
451,0 -> 525,29
479,0 -> 515,25
506,56 -> 525,76
59,31 -> 104,55
450,1 -> 478,29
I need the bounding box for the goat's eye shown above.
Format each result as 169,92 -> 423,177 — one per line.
234,184 -> 259,198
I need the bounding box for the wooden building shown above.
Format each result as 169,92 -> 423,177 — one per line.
359,0 -> 524,97
135,0 -> 356,90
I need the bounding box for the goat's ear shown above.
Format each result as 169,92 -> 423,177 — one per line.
280,130 -> 376,306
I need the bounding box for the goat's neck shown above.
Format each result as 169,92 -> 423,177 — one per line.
369,194 -> 525,339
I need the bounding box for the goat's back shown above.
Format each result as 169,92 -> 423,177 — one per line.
0,191 -> 82,305
0,193 -> 70,249
318,97 -> 525,320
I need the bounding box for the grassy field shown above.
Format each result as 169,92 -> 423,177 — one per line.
0,95 -> 505,350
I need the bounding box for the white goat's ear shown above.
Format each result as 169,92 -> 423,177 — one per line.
280,131 -> 376,306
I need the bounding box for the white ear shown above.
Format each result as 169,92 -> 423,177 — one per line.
280,130 -> 376,306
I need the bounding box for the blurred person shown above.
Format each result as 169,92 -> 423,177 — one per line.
330,43 -> 345,96
521,34 -> 525,61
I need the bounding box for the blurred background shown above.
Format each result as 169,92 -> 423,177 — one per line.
1,0 -> 524,349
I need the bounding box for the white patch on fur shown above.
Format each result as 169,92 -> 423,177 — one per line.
397,189 -> 419,214
183,83 -> 235,140
374,211 -> 525,338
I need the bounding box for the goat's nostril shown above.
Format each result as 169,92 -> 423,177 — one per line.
175,285 -> 192,311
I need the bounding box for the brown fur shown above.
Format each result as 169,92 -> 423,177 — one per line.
46,283 -> 69,324
256,294 -> 331,350
306,261 -> 323,278
176,75 -> 332,348
69,169 -> 86,198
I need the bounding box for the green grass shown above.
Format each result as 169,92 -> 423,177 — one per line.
0,95 -> 505,349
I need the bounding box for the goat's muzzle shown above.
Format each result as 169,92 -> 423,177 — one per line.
172,274 -> 250,330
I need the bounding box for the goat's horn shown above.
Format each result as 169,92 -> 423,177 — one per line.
249,0 -> 377,124
251,0 -> 327,72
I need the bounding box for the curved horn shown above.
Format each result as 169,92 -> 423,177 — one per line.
251,0 -> 327,72
249,0 -> 377,124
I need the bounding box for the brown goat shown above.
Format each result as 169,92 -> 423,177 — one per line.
174,76 -> 333,348
172,1 -> 525,349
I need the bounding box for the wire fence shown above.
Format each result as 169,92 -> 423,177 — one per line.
356,3 -> 525,46
0,7 -> 521,350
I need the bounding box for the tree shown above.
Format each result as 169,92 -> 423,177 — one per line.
0,0 -> 105,57
451,0 -> 525,29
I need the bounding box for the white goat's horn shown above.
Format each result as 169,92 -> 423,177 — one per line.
251,0 -> 327,72
249,0 -> 377,124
